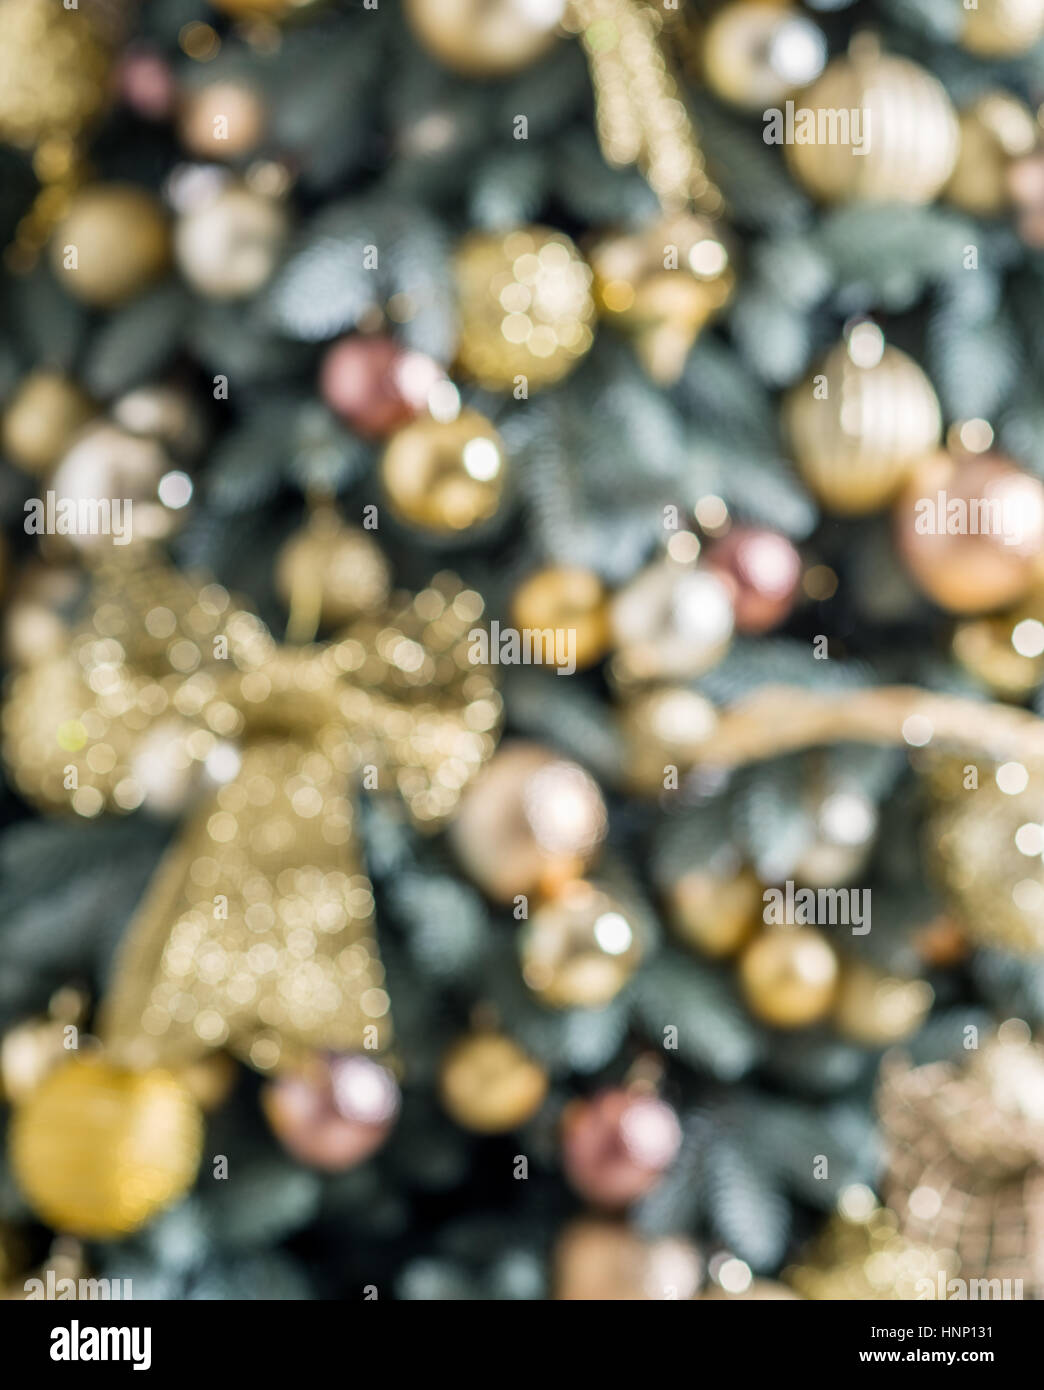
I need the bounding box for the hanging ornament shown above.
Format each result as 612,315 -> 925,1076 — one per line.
1008,147 -> 1044,248
609,555 -> 734,686
944,92 -> 1039,218
895,451 -> 1044,615
0,989 -> 86,1105
261,1053 -> 400,1171
952,590 -> 1044,700
511,566 -> 611,672
662,861 -> 761,959
174,181 -> 289,301
785,39 -> 959,205
738,926 -> 839,1029
1,370 -> 95,476
1,560 -> 84,669
438,1032 -> 549,1132
617,685 -> 718,793
275,505 -> 392,640
553,1218 -> 702,1300
588,215 -> 734,384
319,335 -> 444,441
831,960 -> 933,1047
785,324 -> 942,516
380,408 -> 509,534
112,383 -> 208,464
519,879 -> 646,1009
49,184 -> 171,308
177,80 -> 267,163
49,421 -> 181,553
450,741 -> 607,903
116,45 -> 177,123
793,783 -> 878,888
405,0 -> 566,77
701,1 -> 827,111
561,1087 -> 681,1209
453,227 -> 595,392
877,1024 -> 1044,1299
960,0 -> 1044,56
703,527 -> 801,635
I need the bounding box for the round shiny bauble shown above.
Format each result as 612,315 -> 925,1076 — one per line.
9,1056 -> 203,1238
1,371 -> 95,475
561,1088 -> 682,1209
438,1032 -> 549,1133
51,422 -> 178,552
319,335 -> 444,441
454,226 -> 594,391
0,1018 -> 73,1105
702,2 -> 827,111
894,452 -> 1044,615
405,0 -> 565,78
112,384 -> 207,462
275,508 -> 391,631
618,685 -> 719,792
832,960 -> 934,1046
380,408 -> 508,534
262,1053 -> 400,1171
177,81 -> 266,161
945,92 -> 1039,217
175,184 -> 288,301
553,1218 -> 702,1300
519,879 -> 645,1009
786,335 -> 942,515
738,927 -> 839,1028
510,565 -> 610,671
50,184 -> 171,308
609,559 -> 734,685
666,865 -> 762,959
784,46 -> 959,204
704,527 -> 802,635
952,595 -> 1044,699
1,560 -> 83,668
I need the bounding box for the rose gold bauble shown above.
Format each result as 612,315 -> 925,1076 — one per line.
50,184 -> 170,307
553,1218 -> 702,1300
117,47 -> 176,121
439,1032 -> 548,1133
895,452 -> 1044,614
449,741 -> 607,902
262,1053 -> 400,1171
319,336 -> 443,440
738,927 -> 839,1028
561,1088 -> 682,1209
704,527 -> 802,634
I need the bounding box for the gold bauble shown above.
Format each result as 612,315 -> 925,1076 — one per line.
174,184 -> 288,301
519,879 -> 645,1008
51,421 -> 178,552
785,333 -> 942,515
276,507 -> 391,634
405,0 -> 565,77
1,560 -> 83,668
511,565 -> 610,671
380,408 -> 508,533
618,685 -> 719,792
702,2 -> 826,111
961,0 -> 1044,56
554,1218 -> 702,1300
0,0 -> 109,150
945,93 -> 1039,217
738,927 -> 839,1028
1,371 -> 95,475
665,865 -> 761,959
609,557 -> 734,685
439,1032 -> 549,1133
50,184 -> 170,307
589,215 -> 734,384
454,227 -> 594,391
9,1056 -> 203,1237
450,740 -> 607,902
177,81 -> 266,161
952,592 -> 1044,699
784,44 -> 959,204
832,960 -> 933,1046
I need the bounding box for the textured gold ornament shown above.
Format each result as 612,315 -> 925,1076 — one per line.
454,228 -> 595,391
519,879 -> 645,1008
785,40 -> 959,204
439,1032 -> 549,1132
785,333 -> 942,515
405,0 -> 565,76
961,0 -> 1044,56
9,1056 -> 203,1239
738,926 -> 839,1028
380,408 -> 509,533
945,93 -> 1039,218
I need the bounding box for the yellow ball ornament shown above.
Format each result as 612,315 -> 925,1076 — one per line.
454,227 -> 595,391
405,0 -> 565,77
380,408 -> 508,534
275,506 -> 391,634
702,1 -> 827,111
961,0 -> 1044,56
832,960 -> 934,1046
9,1056 -> 203,1238
945,93 -> 1039,217
50,184 -> 170,307
738,927 -> 839,1028
439,1033 -> 549,1133
1,370 -> 95,474
519,879 -> 646,1008
511,565 -> 610,671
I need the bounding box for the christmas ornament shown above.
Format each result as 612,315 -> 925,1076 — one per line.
174,182 -> 288,301
784,41 -> 959,204
945,93 -> 1039,218
960,0 -> 1044,56
792,784 -> 878,888
831,960 -> 933,1047
617,685 -> 719,792
952,592 -> 1044,699
589,214 -> 734,384
1,371 -> 95,475
380,408 -> 509,534
0,1014 -> 79,1106
453,227 -> 595,392
663,863 -> 761,959
49,184 -> 170,308
438,1032 -> 548,1132
0,0 -> 109,151
275,506 -> 392,641
50,422 -> 178,552
609,556 -> 734,686
510,566 -> 610,672
895,452 -> 1044,615
112,383 -> 207,463
703,527 -> 801,635
785,329 -> 942,516
1,560 -> 83,669
450,741 -> 607,903
405,0 -> 565,78
738,926 -> 839,1029
877,1026 -> 1044,1299
262,1053 -> 400,1171
177,81 -> 266,162
9,1056 -> 203,1239
519,879 -> 646,1008
117,46 -> 177,122
1008,148 -> 1044,248
553,1218 -> 702,1300
319,335 -> 444,441
561,1087 -> 681,1208
701,1 -> 826,111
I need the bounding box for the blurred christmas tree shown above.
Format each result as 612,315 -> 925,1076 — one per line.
1,0 -> 1044,1302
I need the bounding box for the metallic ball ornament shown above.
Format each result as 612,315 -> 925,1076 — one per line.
561,1088 -> 682,1209
439,1032 -> 549,1133
174,184 -> 288,301
319,335 -> 444,441
1,371 -> 95,474
519,879 -> 646,1008
380,408 -> 509,534
738,927 -> 840,1028
610,558 -> 734,685
704,527 -> 802,635
405,0 -> 566,77
510,566 -> 611,671
945,92 -> 1039,217
275,508 -> 392,631
262,1053 -> 400,1171
702,1 -> 827,111
50,184 -> 171,308
554,1218 -> 702,1300
960,0 -> 1044,56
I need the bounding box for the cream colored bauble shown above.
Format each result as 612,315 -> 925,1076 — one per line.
405,0 -> 565,77
175,185 -> 288,300
703,2 -> 827,111
50,422 -> 177,551
961,0 -> 1044,56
